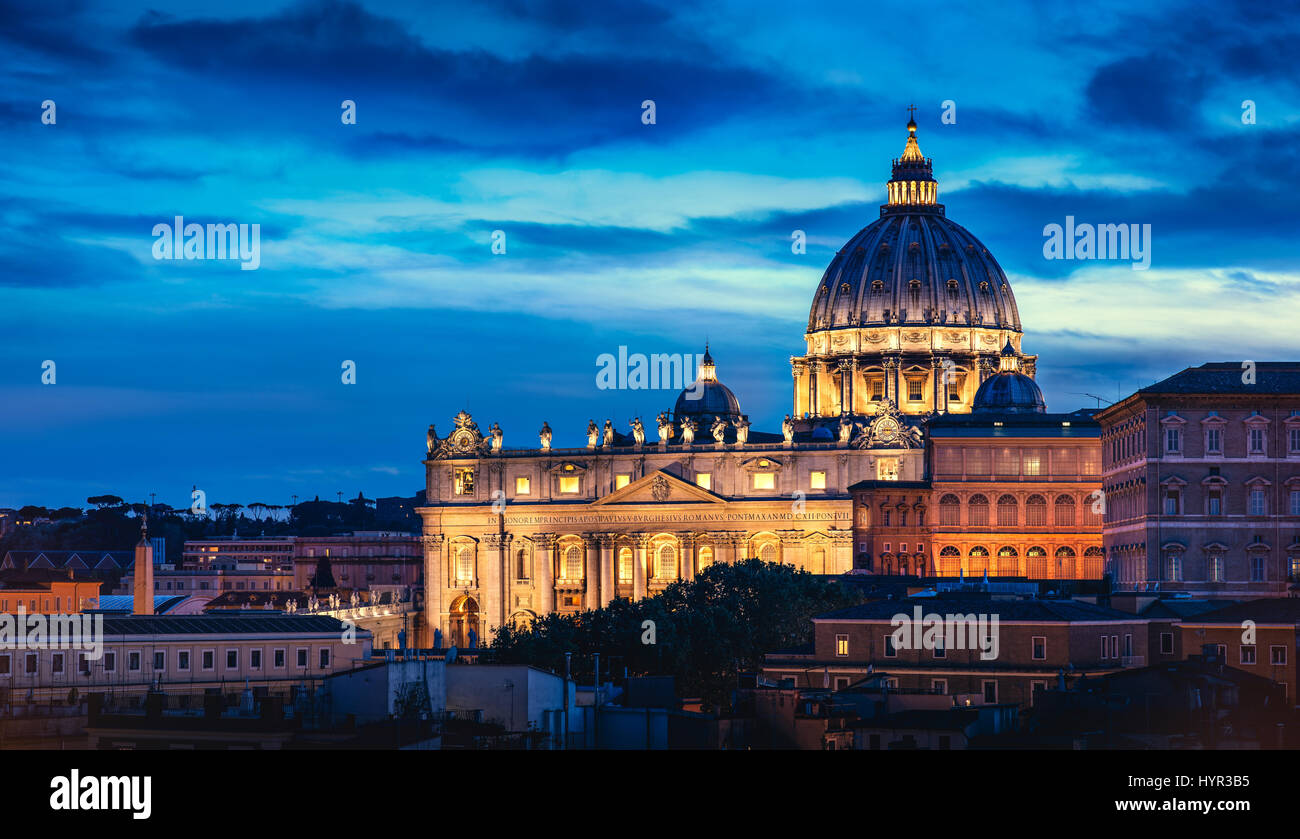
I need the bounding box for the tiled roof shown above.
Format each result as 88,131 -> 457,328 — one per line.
815,596 -> 1143,623
1138,362 -> 1300,396
97,615 -> 359,636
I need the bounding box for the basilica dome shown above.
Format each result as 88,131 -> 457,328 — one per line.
790,113 -> 1035,420
806,119 -> 1021,333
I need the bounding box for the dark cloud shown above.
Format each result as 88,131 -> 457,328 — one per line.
1084,53 -> 1208,129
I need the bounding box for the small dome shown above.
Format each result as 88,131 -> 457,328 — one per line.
972,340 -> 1046,413
673,346 -> 742,422
811,425 -> 834,440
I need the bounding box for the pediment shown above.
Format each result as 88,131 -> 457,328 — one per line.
591,470 -> 723,505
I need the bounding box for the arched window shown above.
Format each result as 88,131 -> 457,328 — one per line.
759,543 -> 778,563
968,494 -> 989,526
455,546 -> 473,584
564,545 -> 584,581
1055,546 -> 1077,579
698,545 -> 714,570
515,548 -> 528,580
997,545 -> 1018,575
997,494 -> 1018,527
1054,495 -> 1076,527
997,545 -> 1018,557
969,546 -> 989,557
939,546 -> 961,557
1026,494 -> 1047,527
656,544 -> 677,579
811,547 -> 826,574
937,545 -> 961,576
1083,546 -> 1105,578
940,494 -> 960,526
618,547 -> 633,582
1026,546 -> 1048,578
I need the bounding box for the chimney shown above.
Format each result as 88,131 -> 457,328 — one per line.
133,509 -> 154,616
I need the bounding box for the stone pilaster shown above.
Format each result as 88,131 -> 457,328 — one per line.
422,534 -> 445,646
633,533 -> 650,601
533,533 -> 556,615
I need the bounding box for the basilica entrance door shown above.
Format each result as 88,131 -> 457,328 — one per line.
449,595 -> 480,648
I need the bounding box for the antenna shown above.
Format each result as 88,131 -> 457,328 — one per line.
1067,392 -> 1113,409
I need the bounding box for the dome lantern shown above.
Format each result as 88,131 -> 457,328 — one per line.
886,106 -> 940,212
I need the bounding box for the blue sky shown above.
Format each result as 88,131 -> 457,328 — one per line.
2,0 -> 1298,509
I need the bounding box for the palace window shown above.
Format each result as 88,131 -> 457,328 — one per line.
907,378 -> 924,402
1054,495 -> 1076,526
967,495 -> 989,526
759,543 -> 778,563
1167,554 -> 1182,582
810,471 -> 827,490
1208,489 -> 1222,516
516,548 -> 529,581
939,495 -> 960,526
1249,488 -> 1267,516
752,473 -> 775,491
1251,555 -> 1267,582
696,472 -> 712,490
615,474 -> 631,490
698,546 -> 714,570
1209,555 -> 1224,583
1241,645 -> 1257,665
454,468 -> 475,496
1290,427 -> 1300,454
559,476 -> 580,494
1291,490 -> 1300,516
1163,489 -> 1180,516
1206,428 -> 1222,454
1026,494 -> 1047,526
515,476 -> 531,495
997,495 -> 1018,527
618,548 -> 633,582
1249,427 -> 1265,455
1165,428 -> 1181,454
836,634 -> 849,657
870,378 -> 885,401
1032,636 -> 1046,661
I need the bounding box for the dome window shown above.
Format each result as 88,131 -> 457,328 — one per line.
840,282 -> 851,294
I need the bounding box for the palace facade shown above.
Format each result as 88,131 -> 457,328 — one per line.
418,115 -> 1085,646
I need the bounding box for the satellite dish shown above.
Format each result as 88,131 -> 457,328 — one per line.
445,646 -> 457,665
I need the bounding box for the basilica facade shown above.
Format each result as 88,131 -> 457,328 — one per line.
418,115 -> 1079,646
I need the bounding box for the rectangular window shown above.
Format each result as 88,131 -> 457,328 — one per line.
1124,634 -> 1133,657
1206,427 -> 1222,454
104,652 -> 116,673
558,476 -> 580,494
178,651 -> 190,671
1241,645 -> 1257,665
1272,646 -> 1287,665
129,651 -> 141,672
515,476 -> 531,494
202,650 -> 214,671
835,634 -> 849,657
1290,427 -> 1300,454
981,680 -> 998,703
695,472 -> 711,490
297,648 -> 308,668
1252,555 -> 1266,582
1210,555 -> 1224,582
883,635 -> 897,658
319,648 -> 331,669
153,651 -> 165,671
1022,449 -> 1044,477
931,678 -> 947,695
752,473 -> 775,491
810,471 -> 826,490
1208,491 -> 1222,516
1165,428 -> 1181,453
1249,427 -> 1265,454
965,448 -> 991,476
454,467 -> 475,496
1290,490 -> 1300,517
274,649 -> 286,669
870,378 -> 884,401
1249,489 -> 1267,516
226,649 -> 238,669
907,379 -> 924,401
52,653 -> 64,674
0,655 -> 9,676
26,653 -> 37,674
933,640 -> 946,659
615,474 -> 631,490
1031,636 -> 1046,660
1164,491 -> 1179,516
251,649 -> 262,670
1100,637 -> 1110,659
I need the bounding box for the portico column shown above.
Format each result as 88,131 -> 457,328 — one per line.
932,356 -> 948,414
533,533 -> 556,615
584,533 -> 600,610
598,534 -> 615,606
633,534 -> 649,601
680,533 -> 696,582
422,534 -> 445,647
481,533 -> 508,635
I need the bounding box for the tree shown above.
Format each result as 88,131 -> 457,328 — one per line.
310,555 -> 336,590
490,559 -> 864,712
87,495 -> 124,510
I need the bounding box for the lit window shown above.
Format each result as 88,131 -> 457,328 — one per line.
810,471 -> 826,490
752,472 -> 775,491
559,476 -> 580,494
907,379 -> 924,401
835,635 -> 849,657
1209,555 -> 1224,582
696,472 -> 711,490
564,546 -> 584,581
515,476 -> 531,494
454,468 -> 475,496
618,548 -> 633,582
615,474 -> 631,490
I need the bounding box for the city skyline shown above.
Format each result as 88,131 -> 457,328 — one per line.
3,0 -> 1298,508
